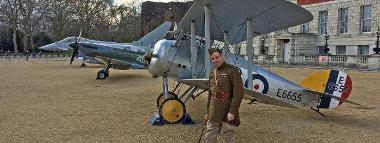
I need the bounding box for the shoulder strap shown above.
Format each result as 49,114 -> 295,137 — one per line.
214,68 -> 218,86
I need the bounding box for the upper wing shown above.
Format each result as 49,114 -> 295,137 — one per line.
178,0 -> 313,44
179,78 -> 297,108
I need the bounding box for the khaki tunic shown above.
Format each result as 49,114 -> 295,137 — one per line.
207,62 -> 244,125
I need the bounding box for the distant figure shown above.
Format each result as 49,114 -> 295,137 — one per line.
6,50 -> 11,61
26,50 -> 30,61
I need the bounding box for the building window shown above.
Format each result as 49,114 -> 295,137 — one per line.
338,8 -> 348,34
300,23 -> 309,33
361,5 -> 372,33
317,46 -> 325,55
319,11 -> 328,34
358,45 -> 369,55
336,46 -> 346,55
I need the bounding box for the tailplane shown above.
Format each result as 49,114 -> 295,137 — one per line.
300,70 -> 352,109
134,22 -> 172,50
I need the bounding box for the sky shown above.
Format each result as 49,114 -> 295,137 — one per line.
115,0 -> 177,5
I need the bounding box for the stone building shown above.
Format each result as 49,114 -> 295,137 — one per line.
246,0 -> 380,63
140,1 -> 193,36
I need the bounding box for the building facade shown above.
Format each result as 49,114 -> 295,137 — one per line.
247,0 -> 380,63
140,1 -> 193,36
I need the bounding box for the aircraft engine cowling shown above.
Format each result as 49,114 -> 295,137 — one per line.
148,40 -> 175,77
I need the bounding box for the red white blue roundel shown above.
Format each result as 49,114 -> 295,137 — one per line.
245,74 -> 269,94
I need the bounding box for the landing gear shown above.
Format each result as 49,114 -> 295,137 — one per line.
97,69 -> 109,80
151,75 -> 196,125
159,98 -> 186,124
248,98 -> 257,104
96,61 -> 111,80
157,91 -> 178,108
80,62 -> 86,67
311,107 -> 326,117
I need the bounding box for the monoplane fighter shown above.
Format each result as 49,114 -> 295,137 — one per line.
40,22 -> 172,79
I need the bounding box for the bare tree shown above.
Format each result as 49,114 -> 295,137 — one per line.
18,0 -> 52,52
0,0 -> 20,53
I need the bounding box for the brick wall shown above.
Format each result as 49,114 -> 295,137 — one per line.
297,0 -> 334,5
140,1 -> 193,37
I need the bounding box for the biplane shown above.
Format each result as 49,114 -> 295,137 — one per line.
143,0 -> 361,124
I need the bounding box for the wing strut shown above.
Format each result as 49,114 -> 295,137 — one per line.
246,19 -> 253,90
204,5 -> 211,76
191,20 -> 197,78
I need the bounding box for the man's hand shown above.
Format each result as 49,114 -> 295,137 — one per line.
227,113 -> 234,121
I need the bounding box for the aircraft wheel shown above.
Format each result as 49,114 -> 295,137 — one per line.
97,70 -> 109,80
159,98 -> 186,124
156,91 -> 178,108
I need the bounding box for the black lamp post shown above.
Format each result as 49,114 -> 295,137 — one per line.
374,27 -> 380,54
323,32 -> 330,54
260,38 -> 266,55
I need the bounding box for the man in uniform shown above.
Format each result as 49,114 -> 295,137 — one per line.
205,48 -> 244,143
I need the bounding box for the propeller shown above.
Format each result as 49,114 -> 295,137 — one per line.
173,21 -> 178,32
69,41 -> 80,64
69,29 -> 82,65
144,47 -> 153,66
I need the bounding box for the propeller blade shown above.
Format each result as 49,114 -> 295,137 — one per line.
69,43 -> 79,65
78,28 -> 82,42
143,51 -> 153,65
173,22 -> 178,32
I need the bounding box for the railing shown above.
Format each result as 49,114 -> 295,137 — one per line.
0,52 -> 72,61
250,54 -> 379,71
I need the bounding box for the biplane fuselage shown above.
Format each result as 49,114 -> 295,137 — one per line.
148,39 -> 350,110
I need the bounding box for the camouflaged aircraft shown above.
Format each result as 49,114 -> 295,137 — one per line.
40,22 -> 172,80
143,0 -> 363,124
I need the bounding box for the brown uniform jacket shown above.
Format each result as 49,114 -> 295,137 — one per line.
207,62 -> 244,125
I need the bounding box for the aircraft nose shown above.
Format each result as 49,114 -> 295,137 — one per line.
147,40 -> 169,77
144,51 -> 153,66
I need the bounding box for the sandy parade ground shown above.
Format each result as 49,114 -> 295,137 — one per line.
0,60 -> 379,143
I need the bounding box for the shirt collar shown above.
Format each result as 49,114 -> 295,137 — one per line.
217,62 -> 227,70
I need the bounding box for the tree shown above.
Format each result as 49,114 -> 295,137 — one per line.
18,0 -> 52,52
0,0 -> 20,53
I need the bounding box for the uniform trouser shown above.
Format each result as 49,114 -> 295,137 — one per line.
205,120 -> 237,143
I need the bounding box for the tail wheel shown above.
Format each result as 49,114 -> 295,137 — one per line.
156,91 -> 178,108
159,98 -> 186,124
97,70 -> 109,80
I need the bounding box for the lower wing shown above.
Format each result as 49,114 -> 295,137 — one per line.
178,78 -> 297,108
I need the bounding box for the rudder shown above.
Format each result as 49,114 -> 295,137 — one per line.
300,70 -> 352,109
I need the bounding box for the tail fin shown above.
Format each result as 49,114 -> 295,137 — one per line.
135,22 -> 172,50
300,70 -> 352,109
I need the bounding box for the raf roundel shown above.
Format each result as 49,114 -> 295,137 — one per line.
245,74 -> 269,94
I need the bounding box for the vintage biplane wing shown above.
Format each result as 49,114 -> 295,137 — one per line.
177,0 -> 313,44
179,78 -> 298,108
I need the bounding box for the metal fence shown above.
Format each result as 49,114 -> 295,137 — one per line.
252,55 -> 380,71
0,52 -> 72,61
2,52 -> 379,71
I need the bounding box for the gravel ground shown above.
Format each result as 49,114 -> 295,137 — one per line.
0,60 -> 379,143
